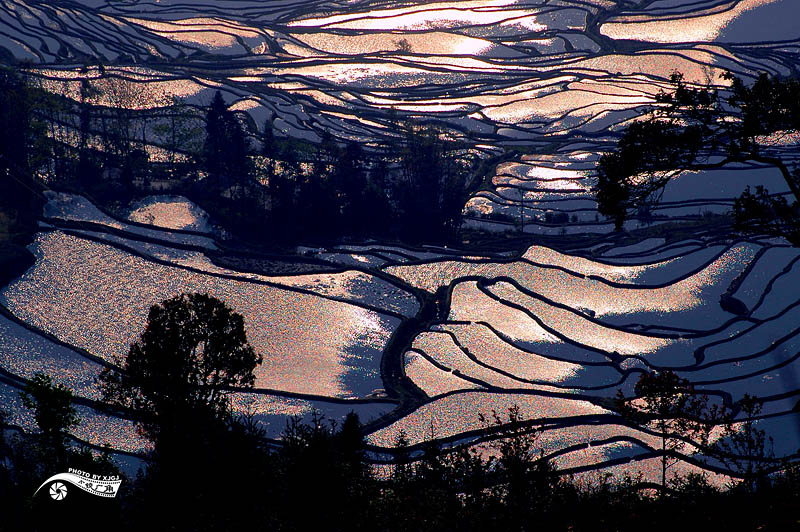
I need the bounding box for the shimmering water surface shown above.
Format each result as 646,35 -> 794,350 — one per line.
2,0 -> 800,484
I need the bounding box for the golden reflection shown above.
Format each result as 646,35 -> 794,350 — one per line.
367,391 -> 609,448
127,197 -> 210,232
290,31 -> 493,56
442,323 -> 580,384
600,0 -> 782,43
388,242 -> 758,322
124,16 -> 263,50
0,232 -> 392,398
404,351 -> 481,396
289,0 -> 532,30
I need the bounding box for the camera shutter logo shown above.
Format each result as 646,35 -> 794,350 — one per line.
49,481 -> 68,500
34,470 -> 122,499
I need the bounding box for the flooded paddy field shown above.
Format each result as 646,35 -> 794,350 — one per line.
1,0 -> 800,483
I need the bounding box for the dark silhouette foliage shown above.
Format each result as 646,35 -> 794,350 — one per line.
98,292 -> 262,445
616,370 -> 717,493
596,72 -> 800,239
19,373 -> 79,471
712,394 -> 778,494
203,90 -> 251,194
0,68 -> 47,238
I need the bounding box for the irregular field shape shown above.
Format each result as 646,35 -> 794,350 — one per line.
410,330 -> 552,390
600,0 -> 786,43
0,231 -> 393,398
43,192 -> 217,249
367,390 -> 610,448
436,323 -> 583,385
404,350 -> 483,397
126,195 -> 213,233
1,0 -> 800,482
0,312 -> 101,400
387,242 -> 757,328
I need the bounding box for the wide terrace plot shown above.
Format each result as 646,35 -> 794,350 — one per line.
0,194 -> 799,483
0,0 -> 799,482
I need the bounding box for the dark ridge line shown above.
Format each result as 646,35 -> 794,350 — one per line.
583,245 -> 761,291
405,346 -> 496,391
0,302 -> 114,371
610,321 -> 730,336
584,237 -> 712,258
607,0 -> 781,26
381,234 -> 730,279
0,421 -> 149,462
0,339 -> 399,409
472,277 -> 790,373
318,251 -> 389,266
44,216 -> 218,253
208,248 -> 427,316
450,319 -> 622,368
427,326 -> 629,392
475,277 -> 632,360
331,239 -> 501,260
366,431 -> 657,466
371,284 -> 442,434
364,412 -> 627,454
0,363 -> 397,449
612,307 -> 800,372
368,405 -> 770,464
221,385 -> 400,406
42,226 -> 409,321
591,240 -> 709,261
467,287 -> 613,362
331,246 -> 420,263
479,275 -> 695,342
730,247 -> 800,304
747,253 -> 800,318
0,304 -> 400,409
594,245 -> 707,263
305,8 -> 593,37
687,344 -> 800,387
382,249 -> 593,279
602,310 -> 760,342
404,347 -> 463,377
366,404 -> 800,466
463,212 -> 731,238
693,306 -> 800,367
389,386 -> 617,418
0,366 -> 134,424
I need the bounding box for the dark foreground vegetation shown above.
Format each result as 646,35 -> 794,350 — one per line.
2,293 -> 799,532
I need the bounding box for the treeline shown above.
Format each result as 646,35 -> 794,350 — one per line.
3,376 -> 800,532
0,66 -> 475,245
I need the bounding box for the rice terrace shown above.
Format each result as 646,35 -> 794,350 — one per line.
1,0 -> 800,529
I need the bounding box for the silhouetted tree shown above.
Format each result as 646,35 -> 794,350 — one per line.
203,91 -> 250,195
99,293 -> 264,531
152,96 -> 203,180
616,371 -> 716,495
733,184 -> 800,244
98,292 -> 262,447
712,394 -> 777,493
277,412 -> 374,529
396,123 -> 471,241
596,72 -> 800,237
19,373 -> 78,472
480,405 -> 563,527
0,67 -> 46,233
